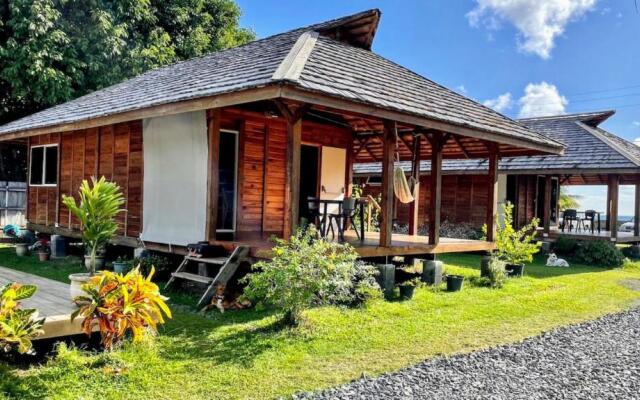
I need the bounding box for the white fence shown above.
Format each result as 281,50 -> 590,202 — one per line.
0,181 -> 26,227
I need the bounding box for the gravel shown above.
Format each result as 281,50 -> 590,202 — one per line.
295,308 -> 640,400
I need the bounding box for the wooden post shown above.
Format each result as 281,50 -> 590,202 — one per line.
485,143 -> 499,242
283,117 -> 302,240
635,180 -> 640,237
276,100 -> 309,240
205,108 -> 221,242
606,180 -> 612,231
408,134 -> 421,236
380,120 -> 396,247
428,135 -> 444,245
543,175 -> 552,235
610,174 -> 619,240
345,135 -> 354,197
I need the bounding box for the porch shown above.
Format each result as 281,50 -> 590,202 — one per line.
0,266 -> 82,339
543,227 -> 640,243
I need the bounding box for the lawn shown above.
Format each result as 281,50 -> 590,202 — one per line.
1,248 -> 640,399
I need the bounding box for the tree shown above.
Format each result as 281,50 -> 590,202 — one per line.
558,186 -> 581,211
0,0 -> 254,124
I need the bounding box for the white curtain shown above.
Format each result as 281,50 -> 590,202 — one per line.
141,111 -> 208,246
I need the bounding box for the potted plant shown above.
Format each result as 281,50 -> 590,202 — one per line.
36,243 -> 50,262
13,236 -> 29,257
112,256 -> 129,274
398,277 -> 420,300
62,177 -> 125,300
485,202 -> 541,278
445,274 -> 464,292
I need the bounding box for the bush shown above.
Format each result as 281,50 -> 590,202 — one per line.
473,257 -> 507,289
72,267 -> 172,349
553,236 -> 579,256
131,253 -> 173,280
622,245 -> 640,260
0,283 -> 44,354
574,240 -> 625,267
486,202 -> 541,265
242,227 -> 380,325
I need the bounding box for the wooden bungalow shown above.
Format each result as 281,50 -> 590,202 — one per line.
0,9 -> 564,259
355,110 -> 640,243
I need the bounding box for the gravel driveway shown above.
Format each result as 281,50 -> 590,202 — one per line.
296,308 -> 640,399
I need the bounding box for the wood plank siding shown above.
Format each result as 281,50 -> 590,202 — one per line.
27,107 -> 351,243
28,121 -> 143,237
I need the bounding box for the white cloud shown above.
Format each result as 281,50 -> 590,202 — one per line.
633,121 -> 640,127
456,85 -> 467,94
467,0 -> 598,59
483,92 -> 513,112
634,138 -> 640,147
518,82 -> 568,118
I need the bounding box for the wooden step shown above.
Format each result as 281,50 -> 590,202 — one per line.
170,272 -> 214,284
185,256 -> 229,265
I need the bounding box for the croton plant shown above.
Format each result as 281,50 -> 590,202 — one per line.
0,283 -> 45,354
71,267 -> 172,349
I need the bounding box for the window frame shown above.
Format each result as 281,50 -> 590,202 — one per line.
29,144 -> 59,187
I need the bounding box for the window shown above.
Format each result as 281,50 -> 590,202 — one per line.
29,145 -> 58,186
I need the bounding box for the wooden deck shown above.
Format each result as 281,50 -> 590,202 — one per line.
542,227 -> 640,243
0,266 -> 82,339
214,230 -> 495,259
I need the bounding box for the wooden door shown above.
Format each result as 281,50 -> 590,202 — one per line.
320,146 -> 347,214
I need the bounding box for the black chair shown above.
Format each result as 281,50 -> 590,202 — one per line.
306,197 -> 325,236
562,209 -> 578,232
327,197 -> 360,242
581,210 -> 597,233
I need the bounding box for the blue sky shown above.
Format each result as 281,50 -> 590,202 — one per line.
237,0 -> 640,215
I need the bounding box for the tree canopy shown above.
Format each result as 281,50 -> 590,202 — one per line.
0,0 -> 255,125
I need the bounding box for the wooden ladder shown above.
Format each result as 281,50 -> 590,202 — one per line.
164,245 -> 250,307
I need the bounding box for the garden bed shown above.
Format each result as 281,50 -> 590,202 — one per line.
1,248 -> 640,399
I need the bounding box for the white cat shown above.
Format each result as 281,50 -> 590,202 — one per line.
546,253 -> 569,267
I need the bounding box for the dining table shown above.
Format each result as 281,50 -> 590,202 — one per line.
311,198 -> 367,242
560,210 -> 602,234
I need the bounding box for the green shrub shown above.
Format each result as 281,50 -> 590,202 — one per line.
622,245 -> 640,260
131,253 -> 174,280
553,236 -> 579,256
575,240 -> 625,267
485,202 -> 541,265
473,256 -> 507,289
0,283 -> 44,354
242,227 -> 380,325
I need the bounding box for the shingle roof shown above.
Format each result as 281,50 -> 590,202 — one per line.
0,9 -> 562,154
354,110 -> 640,176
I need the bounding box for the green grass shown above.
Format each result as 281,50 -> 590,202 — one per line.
2,249 -> 640,399
0,245 -> 84,283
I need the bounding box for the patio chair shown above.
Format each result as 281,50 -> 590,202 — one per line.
581,210 -> 597,233
327,197 -> 361,242
562,209 -> 578,232
307,197 -> 325,236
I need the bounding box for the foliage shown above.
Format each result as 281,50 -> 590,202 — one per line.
622,245 -> 640,260
558,187 -> 580,211
574,240 -> 625,268
62,177 -> 125,275
3,253 -> 640,399
0,282 -> 44,354
398,276 -> 421,288
475,256 -> 507,289
242,227 -> 380,325
130,253 -> 173,280
485,202 -> 541,265
71,267 -> 172,349
351,185 -> 381,232
553,235 -> 579,256
0,0 -> 255,124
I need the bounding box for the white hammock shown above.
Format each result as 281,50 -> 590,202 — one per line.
393,166 -> 415,204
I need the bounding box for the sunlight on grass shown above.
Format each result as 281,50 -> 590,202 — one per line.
1,251 -> 640,399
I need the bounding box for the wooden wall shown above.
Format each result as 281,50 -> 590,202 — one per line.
27,107 -> 351,243
220,108 -> 351,237
27,121 -> 143,237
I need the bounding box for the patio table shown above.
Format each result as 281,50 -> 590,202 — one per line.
310,198 -> 367,242
560,210 -> 601,234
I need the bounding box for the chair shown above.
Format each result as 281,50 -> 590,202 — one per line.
562,209 -> 578,232
581,210 -> 596,233
327,197 -> 360,242
306,197 -> 325,236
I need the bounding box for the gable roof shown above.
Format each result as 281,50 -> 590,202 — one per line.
354,110 -> 640,176
0,9 -> 562,155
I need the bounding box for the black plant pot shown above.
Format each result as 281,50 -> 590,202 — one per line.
446,275 -> 464,292
506,263 -> 525,277
399,285 -> 415,300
